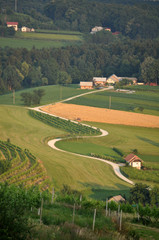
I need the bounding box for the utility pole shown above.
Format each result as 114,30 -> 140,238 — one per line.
109,96 -> 111,109
15,0 -> 17,12
13,90 -> 15,104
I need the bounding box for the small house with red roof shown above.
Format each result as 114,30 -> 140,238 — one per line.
124,154 -> 143,170
7,22 -> 18,31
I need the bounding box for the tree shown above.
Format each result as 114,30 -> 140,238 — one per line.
21,89 -> 45,106
150,186 -> 159,207
21,92 -> 32,106
129,183 -> 150,205
58,71 -> 72,85
3,65 -> 23,90
0,183 -> 32,240
140,57 -> 155,84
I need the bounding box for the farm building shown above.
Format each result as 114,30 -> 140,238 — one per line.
93,77 -> 107,86
108,195 -> 125,203
90,26 -> 103,34
7,22 -> 18,31
124,154 -> 143,170
107,74 -> 122,85
80,81 -> 93,89
105,28 -> 111,31
21,26 -> 35,32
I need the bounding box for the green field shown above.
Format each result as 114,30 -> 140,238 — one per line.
0,31 -> 83,49
0,84 -> 88,106
0,105 -> 130,199
66,88 -> 159,116
56,122 -> 159,187
16,31 -> 83,41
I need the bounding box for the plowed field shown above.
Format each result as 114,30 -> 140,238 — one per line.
41,103 -> 159,128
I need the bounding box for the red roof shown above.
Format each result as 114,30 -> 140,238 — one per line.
112,31 -> 120,35
124,154 -> 143,163
7,22 -> 18,25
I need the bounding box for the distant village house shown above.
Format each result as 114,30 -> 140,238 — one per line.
90,26 -> 103,34
107,74 -> 122,85
93,77 -> 107,86
7,22 -> 18,31
80,81 -> 93,89
124,154 -> 143,170
21,26 -> 35,32
105,28 -> 111,31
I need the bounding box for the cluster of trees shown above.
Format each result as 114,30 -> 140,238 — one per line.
1,0 -> 159,38
21,89 -> 45,106
0,183 -> 50,240
130,183 -> 159,207
0,26 -> 15,37
0,37 -> 159,94
44,0 -> 159,39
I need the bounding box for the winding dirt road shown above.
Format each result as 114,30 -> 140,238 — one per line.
32,88 -> 134,185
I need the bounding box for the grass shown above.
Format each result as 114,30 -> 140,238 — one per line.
56,139 -> 121,157
16,31 -> 83,41
0,105 -> 130,198
0,30 -> 83,49
66,88 -> 159,116
0,84 -> 89,106
0,37 -> 81,50
56,121 -> 159,187
36,29 -> 82,35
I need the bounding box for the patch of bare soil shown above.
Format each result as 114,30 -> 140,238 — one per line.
41,103 -> 159,128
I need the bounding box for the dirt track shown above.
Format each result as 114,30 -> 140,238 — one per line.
41,103 -> 159,128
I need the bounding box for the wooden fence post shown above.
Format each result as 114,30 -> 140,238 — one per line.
40,198 -> 43,224
92,209 -> 96,231
105,198 -> 108,216
51,187 -> 54,204
119,209 -> 122,231
80,194 -> 82,208
72,203 -> 75,223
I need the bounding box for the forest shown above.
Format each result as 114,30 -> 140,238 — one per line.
0,0 -> 159,93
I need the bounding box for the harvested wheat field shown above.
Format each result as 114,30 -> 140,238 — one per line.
41,103 -> 159,128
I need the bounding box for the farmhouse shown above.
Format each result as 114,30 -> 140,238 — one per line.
108,195 -> 125,203
90,26 -> 103,34
107,74 -> 122,85
7,22 -> 18,31
124,154 -> 143,170
21,26 -> 35,32
105,27 -> 111,31
93,77 -> 107,86
80,81 -> 93,89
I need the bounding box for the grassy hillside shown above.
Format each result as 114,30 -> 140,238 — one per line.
0,30 -> 83,49
0,85 -> 88,106
0,105 -> 130,199
66,87 -> 159,116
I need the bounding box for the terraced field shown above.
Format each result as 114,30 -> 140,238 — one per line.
0,140 -> 49,190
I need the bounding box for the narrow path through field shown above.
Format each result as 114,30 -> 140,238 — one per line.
32,87 -> 134,186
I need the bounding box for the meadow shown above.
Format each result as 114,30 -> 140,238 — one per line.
0,30 -> 83,49
0,105 -> 130,199
0,84 -> 88,106
56,122 -> 159,187
67,87 -> 159,116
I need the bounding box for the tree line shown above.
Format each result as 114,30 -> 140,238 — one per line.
0,36 -> 159,94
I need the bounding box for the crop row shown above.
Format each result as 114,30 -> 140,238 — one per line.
0,141 -> 50,191
29,110 -> 101,136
